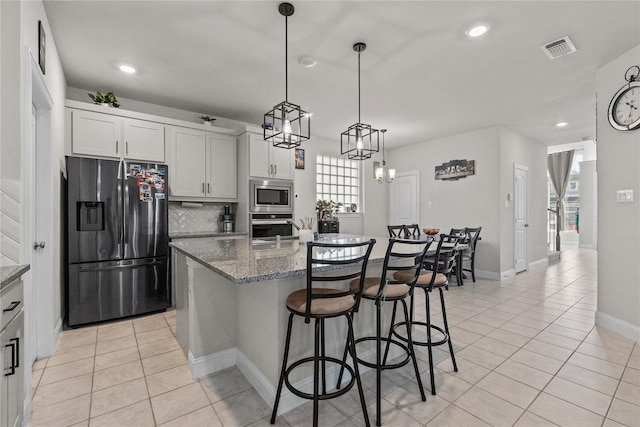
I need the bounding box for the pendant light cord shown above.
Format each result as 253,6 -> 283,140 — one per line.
285,15 -> 288,102
357,51 -> 361,123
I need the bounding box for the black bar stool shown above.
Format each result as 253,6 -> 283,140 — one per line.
392,235 -> 460,396
270,238 -> 376,427
338,237 -> 432,426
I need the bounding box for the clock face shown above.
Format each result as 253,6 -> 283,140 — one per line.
609,81 -> 640,131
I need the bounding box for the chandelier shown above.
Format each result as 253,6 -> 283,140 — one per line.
341,42 -> 379,160
263,2 -> 310,149
375,129 -> 395,183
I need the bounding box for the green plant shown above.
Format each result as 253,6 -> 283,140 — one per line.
88,91 -> 120,108
316,199 -> 343,220
200,115 -> 216,122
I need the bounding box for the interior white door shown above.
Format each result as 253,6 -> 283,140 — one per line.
390,171 -> 420,226
29,104 -> 39,366
514,164 -> 528,273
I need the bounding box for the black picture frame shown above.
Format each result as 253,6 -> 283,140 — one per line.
295,148 -> 305,170
38,20 -> 46,74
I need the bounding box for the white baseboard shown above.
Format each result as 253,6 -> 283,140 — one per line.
595,311 -> 640,342
579,243 -> 597,249
188,348 -> 236,379
528,257 -> 548,269
474,269 -> 502,281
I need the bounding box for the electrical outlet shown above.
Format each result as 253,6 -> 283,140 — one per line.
206,217 -> 216,223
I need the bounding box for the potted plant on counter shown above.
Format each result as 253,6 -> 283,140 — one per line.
88,91 -> 120,108
200,115 -> 216,125
316,199 -> 342,234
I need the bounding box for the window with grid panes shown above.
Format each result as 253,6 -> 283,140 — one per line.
316,155 -> 361,212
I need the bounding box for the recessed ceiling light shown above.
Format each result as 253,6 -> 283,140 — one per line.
298,56 -> 317,68
556,122 -> 568,127
119,64 -> 136,74
465,23 -> 491,38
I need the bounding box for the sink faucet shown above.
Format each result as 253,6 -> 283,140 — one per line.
287,220 -> 301,231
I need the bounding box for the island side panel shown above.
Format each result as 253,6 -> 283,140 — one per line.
186,258 -> 238,366
173,249 -> 189,355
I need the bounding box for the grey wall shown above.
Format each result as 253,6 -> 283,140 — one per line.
595,45 -> 640,339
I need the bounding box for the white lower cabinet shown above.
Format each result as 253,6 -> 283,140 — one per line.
169,127 -> 237,200
69,108 -> 165,162
1,279 -> 24,427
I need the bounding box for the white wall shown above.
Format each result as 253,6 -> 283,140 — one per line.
595,45 -> 640,341
363,126 -> 547,278
376,127 -> 502,275
499,128 -> 548,272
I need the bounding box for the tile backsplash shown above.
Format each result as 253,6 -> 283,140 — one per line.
168,202 -> 235,234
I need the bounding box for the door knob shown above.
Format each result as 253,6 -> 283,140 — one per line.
33,241 -> 45,250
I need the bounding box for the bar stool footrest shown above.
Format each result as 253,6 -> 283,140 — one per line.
391,321 -> 449,347
284,356 -> 356,401
353,336 -> 412,370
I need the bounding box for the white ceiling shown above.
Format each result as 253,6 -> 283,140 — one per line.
43,1 -> 640,148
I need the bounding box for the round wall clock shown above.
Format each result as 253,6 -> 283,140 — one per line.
608,65 -> 640,131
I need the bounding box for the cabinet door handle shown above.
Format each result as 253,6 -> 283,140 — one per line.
5,342 -> 15,376
202,183 -> 205,194
10,337 -> 19,368
126,141 -> 129,155
274,165 -> 277,176
116,140 -> 119,154
207,183 -> 210,194
3,301 -> 20,312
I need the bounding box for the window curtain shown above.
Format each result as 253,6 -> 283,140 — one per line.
548,150 -> 575,232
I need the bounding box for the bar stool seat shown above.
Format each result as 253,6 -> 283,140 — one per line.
286,288 -> 355,315
271,239 -> 376,427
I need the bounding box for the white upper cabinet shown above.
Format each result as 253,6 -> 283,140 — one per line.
207,133 -> 237,199
248,132 -> 293,180
69,109 -> 165,162
169,126 -> 237,200
169,127 -> 207,198
123,119 -> 165,162
71,109 -> 120,158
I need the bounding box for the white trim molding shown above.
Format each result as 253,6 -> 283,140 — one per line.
595,311 -> 640,343
188,348 -> 236,379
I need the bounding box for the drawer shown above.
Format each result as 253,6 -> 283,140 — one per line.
1,279 -> 24,329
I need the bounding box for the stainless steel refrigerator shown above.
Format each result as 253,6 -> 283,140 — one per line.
66,156 -> 170,326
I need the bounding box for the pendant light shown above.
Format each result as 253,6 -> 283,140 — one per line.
375,129 -> 396,183
264,2 -> 311,149
341,42 -> 379,160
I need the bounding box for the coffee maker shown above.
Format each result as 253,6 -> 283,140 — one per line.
218,205 -> 235,233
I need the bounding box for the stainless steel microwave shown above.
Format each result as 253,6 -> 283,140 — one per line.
249,179 -> 293,213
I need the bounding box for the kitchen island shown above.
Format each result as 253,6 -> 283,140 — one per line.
170,234 -> 390,414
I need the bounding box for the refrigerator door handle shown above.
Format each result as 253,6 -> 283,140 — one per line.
123,162 -> 129,246
79,260 -> 164,272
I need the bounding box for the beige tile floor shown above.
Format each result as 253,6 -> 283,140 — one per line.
30,248 -> 640,426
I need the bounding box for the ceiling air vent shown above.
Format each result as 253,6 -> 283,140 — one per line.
541,36 -> 577,60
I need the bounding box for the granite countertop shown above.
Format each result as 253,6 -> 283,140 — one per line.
170,234 -> 388,284
169,231 -> 248,239
1,265 -> 30,291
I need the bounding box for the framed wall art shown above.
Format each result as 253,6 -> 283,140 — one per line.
435,159 -> 475,181
295,148 -> 305,170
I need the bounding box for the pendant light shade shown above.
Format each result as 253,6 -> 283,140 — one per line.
264,2 -> 310,149
341,42 -> 379,160
375,129 -> 395,183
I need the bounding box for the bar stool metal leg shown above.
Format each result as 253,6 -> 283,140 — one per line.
424,287 -> 436,395
271,313 -> 295,424
401,298 -> 426,402
439,287 -> 458,372
313,318 -> 320,427
346,313 -> 371,427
